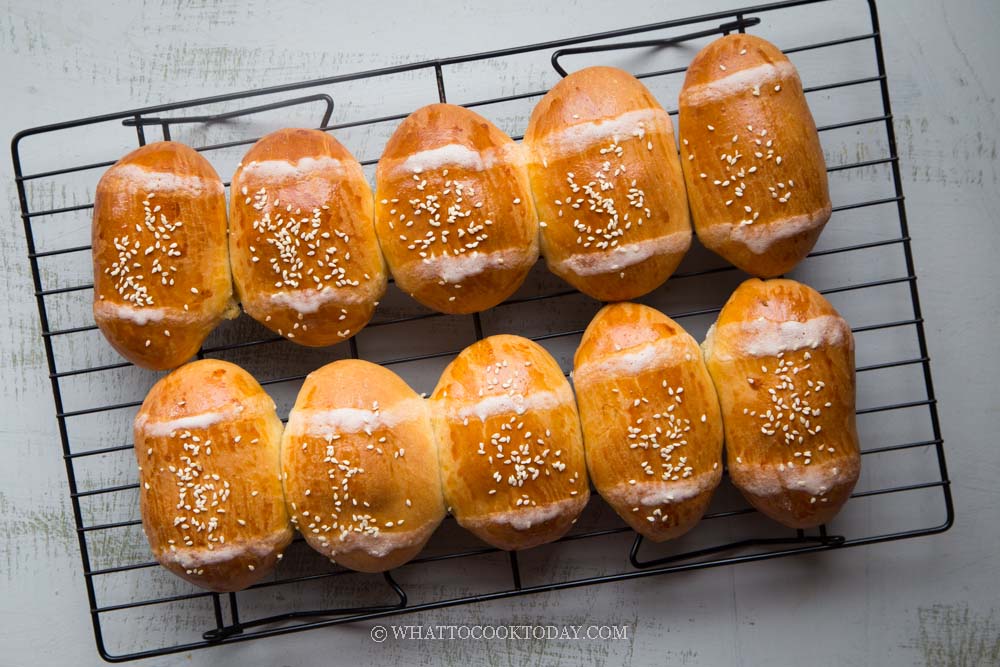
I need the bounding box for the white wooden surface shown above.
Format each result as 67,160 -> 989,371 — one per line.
1,0 -> 998,665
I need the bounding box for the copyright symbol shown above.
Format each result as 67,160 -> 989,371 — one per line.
371,625 -> 387,643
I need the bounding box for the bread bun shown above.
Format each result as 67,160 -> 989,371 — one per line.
678,34 -> 831,277
374,103 -> 539,314
703,278 -> 860,527
431,335 -> 589,550
574,303 -> 723,541
133,359 -> 292,592
229,128 -> 386,345
281,360 -> 445,572
93,141 -> 236,370
524,66 -> 692,301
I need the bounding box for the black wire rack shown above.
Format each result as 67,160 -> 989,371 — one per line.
11,0 -> 953,661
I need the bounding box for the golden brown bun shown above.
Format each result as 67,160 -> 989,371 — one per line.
133,359 -> 292,592
574,303 -> 723,541
524,66 -> 692,301
93,141 -> 236,370
374,104 -> 539,314
230,128 -> 386,346
281,360 -> 445,572
703,278 -> 860,528
431,335 -> 589,550
678,34 -> 831,277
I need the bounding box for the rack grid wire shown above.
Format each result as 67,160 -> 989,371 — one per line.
11,0 -> 953,661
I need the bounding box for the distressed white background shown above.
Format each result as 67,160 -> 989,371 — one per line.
1,0 -> 998,665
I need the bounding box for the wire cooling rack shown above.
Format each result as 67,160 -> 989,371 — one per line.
11,0 -> 953,661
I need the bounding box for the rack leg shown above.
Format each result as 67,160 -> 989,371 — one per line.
228,592 -> 242,633
211,593 -> 225,631
508,551 -> 522,590
471,312 -> 485,341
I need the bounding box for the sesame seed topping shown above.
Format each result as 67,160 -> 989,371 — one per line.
551,134 -> 653,251
242,186 -> 362,299
104,192 -> 186,307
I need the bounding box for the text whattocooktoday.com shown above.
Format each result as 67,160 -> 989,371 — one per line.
369,624 -> 630,642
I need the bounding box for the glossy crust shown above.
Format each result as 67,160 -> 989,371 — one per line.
133,360 -> 292,592
374,104 -> 539,314
574,303 -> 723,541
229,128 -> 386,346
431,335 -> 589,550
678,34 -> 831,277
93,141 -> 236,370
703,278 -> 860,528
524,66 -> 692,301
280,360 -> 446,572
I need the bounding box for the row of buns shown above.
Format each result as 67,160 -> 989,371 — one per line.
94,33 -> 831,370
134,277 -> 860,592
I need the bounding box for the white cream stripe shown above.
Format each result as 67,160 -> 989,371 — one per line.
266,286 -> 371,315
550,230 -> 691,277
286,397 -> 427,436
395,142 -> 522,175
603,471 -> 721,508
535,108 -> 672,154
461,496 -> 586,532
680,60 -> 798,107
574,337 -> 695,383
113,165 -> 219,195
162,529 -> 291,568
401,247 -> 537,285
138,393 -> 276,437
94,301 -> 168,326
325,519 -> 438,559
239,156 -> 345,180
449,386 -> 573,422
732,458 -> 856,498
707,314 -> 851,361
140,409 -> 235,437
697,205 -> 830,255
